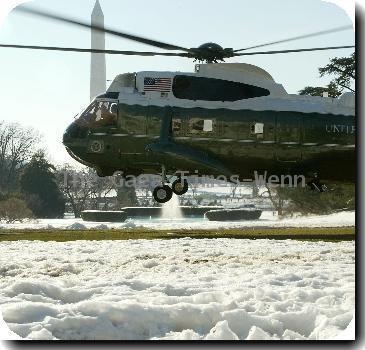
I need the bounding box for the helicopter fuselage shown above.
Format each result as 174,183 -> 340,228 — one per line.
63,63 -> 355,190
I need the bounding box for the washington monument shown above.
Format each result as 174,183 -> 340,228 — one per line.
90,0 -> 106,101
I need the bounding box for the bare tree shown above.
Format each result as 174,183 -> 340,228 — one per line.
260,183 -> 286,217
0,122 -> 40,194
252,181 -> 259,198
56,165 -> 96,217
0,197 -> 33,223
56,165 -> 140,216
89,173 -> 117,210
188,177 -> 200,204
135,174 -> 160,206
230,183 -> 240,200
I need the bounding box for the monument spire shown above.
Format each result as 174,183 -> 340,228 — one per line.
90,0 -> 106,101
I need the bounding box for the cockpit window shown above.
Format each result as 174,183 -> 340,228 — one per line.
78,101 -> 118,128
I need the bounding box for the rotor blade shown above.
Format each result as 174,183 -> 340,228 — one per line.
234,25 -> 353,52
233,45 -> 354,56
0,43 -> 189,56
16,6 -> 192,53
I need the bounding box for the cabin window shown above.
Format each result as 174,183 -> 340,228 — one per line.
250,122 -> 264,134
79,101 -> 117,128
172,119 -> 182,134
203,120 -> 213,132
172,75 -> 270,102
188,118 -> 215,135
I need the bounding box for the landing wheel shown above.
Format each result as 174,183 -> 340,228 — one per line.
153,185 -> 173,203
172,178 -> 188,195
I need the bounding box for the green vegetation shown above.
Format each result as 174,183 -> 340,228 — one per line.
20,151 -> 65,218
0,227 -> 354,242
282,184 -> 355,215
298,52 -> 355,97
299,83 -> 342,98
0,122 -> 40,194
262,183 -> 355,217
0,197 -> 33,223
0,123 -> 66,219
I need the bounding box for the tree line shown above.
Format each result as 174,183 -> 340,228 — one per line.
0,125 -> 141,222
0,123 -> 67,222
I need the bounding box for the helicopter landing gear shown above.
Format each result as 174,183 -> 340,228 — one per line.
153,185 -> 173,203
171,178 -> 189,195
152,167 -> 189,203
152,166 -> 172,203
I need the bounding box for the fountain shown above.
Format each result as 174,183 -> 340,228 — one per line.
160,194 -> 183,219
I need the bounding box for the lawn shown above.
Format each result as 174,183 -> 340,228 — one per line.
0,226 -> 355,242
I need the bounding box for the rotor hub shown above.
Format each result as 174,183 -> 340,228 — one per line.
190,42 -> 234,63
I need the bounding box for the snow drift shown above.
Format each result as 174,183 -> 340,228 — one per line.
0,238 -> 354,340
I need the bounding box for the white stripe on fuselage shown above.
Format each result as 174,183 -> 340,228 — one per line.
116,92 -> 354,117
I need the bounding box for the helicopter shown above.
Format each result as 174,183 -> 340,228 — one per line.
1,6 -> 355,203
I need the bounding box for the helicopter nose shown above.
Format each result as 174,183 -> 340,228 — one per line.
63,121 -> 87,145
63,122 -> 75,145
63,122 -> 93,167
62,128 -> 71,145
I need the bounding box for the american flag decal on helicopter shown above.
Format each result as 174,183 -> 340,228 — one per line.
144,77 -> 172,92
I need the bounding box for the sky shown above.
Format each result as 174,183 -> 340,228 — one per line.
0,0 -> 355,165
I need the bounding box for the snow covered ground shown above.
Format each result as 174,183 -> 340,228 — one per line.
0,238 -> 354,340
0,210 -> 355,231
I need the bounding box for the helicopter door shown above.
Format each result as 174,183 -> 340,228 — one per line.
276,114 -> 302,162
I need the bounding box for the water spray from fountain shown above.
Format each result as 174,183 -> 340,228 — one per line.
161,194 -> 183,219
